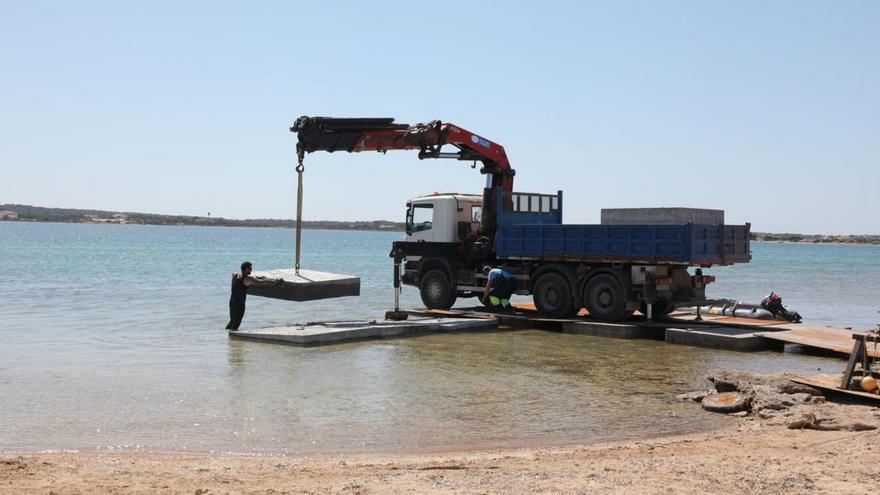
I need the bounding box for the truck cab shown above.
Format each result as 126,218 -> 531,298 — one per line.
405,193 -> 483,242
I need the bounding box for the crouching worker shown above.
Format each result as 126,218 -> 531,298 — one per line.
482,266 -> 516,314
226,261 -> 255,331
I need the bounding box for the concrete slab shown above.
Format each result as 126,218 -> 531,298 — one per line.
665,326 -> 777,352
601,207 -> 723,225
562,320 -> 665,340
229,317 -> 498,346
248,268 -> 360,301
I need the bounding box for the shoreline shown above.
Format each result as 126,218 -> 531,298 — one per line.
0,421 -> 735,458
5,424 -> 879,494
7,371 -> 880,493
0,219 -> 405,234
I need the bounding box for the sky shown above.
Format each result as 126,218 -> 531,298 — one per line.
1,1 -> 878,234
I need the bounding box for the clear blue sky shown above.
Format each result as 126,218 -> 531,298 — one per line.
1,1 -> 878,234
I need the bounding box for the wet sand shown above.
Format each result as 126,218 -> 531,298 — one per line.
4,423 -> 879,494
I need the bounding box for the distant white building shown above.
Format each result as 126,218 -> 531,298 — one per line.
0,210 -> 18,220
112,213 -> 128,220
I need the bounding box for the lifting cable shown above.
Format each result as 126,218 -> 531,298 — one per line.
295,147 -> 305,275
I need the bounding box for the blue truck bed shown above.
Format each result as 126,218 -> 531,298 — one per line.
493,190 -> 750,266
495,223 -> 751,266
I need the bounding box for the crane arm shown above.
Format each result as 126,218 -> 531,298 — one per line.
290,116 -> 515,192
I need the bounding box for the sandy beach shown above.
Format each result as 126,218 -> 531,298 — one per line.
6,371 -> 880,494
4,421 -> 880,494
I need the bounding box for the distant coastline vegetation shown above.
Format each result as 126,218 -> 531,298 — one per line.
2,204 -> 879,244
0,204 -> 404,232
749,232 -> 880,245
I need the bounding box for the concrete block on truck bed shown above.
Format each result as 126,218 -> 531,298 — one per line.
248,268 -> 360,301
601,207 -> 724,225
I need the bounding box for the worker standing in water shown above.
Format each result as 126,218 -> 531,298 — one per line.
482,266 -> 516,314
226,261 -> 255,331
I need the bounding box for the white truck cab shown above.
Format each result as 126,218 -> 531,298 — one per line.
405,193 -> 483,242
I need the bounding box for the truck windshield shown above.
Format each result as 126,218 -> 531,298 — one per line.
409,204 -> 433,233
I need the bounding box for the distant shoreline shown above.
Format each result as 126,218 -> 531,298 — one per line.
0,204 -> 405,232
2,204 -> 879,243
750,233 -> 880,245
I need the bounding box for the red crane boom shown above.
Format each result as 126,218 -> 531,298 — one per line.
290,116 -> 516,192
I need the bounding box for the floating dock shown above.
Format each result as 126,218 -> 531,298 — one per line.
563,320 -> 665,340
665,326 -> 780,352
405,304 -> 869,357
233,299 -> 870,356
230,317 -> 498,346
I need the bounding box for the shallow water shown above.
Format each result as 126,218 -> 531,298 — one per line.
0,222 -> 877,454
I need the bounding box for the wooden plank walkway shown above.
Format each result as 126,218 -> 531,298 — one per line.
791,374 -> 880,403
758,326 -> 880,358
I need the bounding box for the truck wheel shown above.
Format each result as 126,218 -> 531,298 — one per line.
583,274 -> 628,322
533,273 -> 575,317
420,269 -> 454,309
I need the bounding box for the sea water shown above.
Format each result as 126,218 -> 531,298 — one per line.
0,222 -> 877,453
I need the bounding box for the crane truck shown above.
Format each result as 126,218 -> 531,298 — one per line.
291,116 -> 751,322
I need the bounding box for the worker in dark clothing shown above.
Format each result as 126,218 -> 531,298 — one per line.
481,265 -> 516,314
226,261 -> 255,331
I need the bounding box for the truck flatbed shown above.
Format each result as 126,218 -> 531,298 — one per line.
495,222 -> 750,266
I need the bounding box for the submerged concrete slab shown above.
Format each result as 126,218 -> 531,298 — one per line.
665,326 -> 776,352
230,317 -> 498,346
562,320 -> 664,340
248,268 -> 360,301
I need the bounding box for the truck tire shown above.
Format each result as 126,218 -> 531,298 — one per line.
583,274 -> 629,322
420,269 -> 455,309
533,272 -> 575,317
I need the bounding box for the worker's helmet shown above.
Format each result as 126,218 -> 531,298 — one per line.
482,266 -> 492,274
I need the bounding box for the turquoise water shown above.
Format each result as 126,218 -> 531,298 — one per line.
0,222 -> 877,454
707,242 -> 880,330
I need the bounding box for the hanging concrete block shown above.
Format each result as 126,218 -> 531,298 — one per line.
248,268 -> 360,301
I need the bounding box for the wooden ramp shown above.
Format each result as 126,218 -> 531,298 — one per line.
758,326 -> 880,358
231,318 -> 498,346
791,374 -> 880,403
